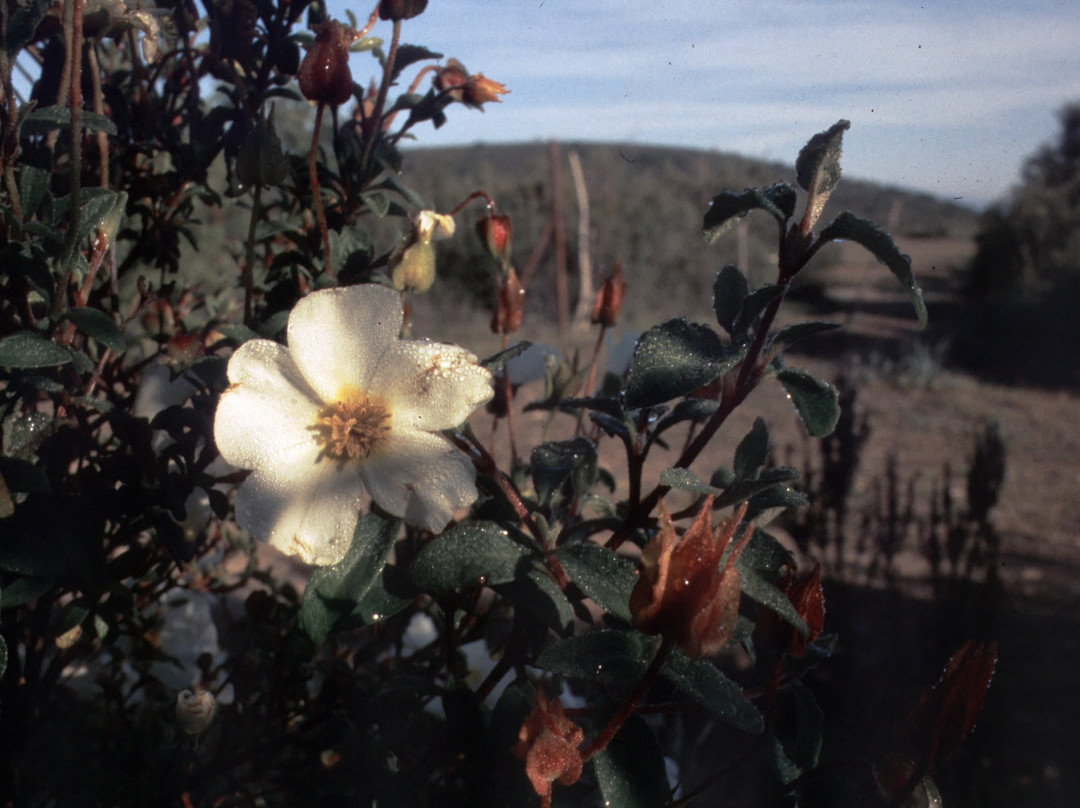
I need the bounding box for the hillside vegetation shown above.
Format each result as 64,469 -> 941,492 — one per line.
390,142 -> 978,323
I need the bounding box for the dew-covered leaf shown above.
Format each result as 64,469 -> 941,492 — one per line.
556,541 -> 637,623
592,714 -> 671,808
777,368 -> 840,438
818,211 -> 927,327
0,332 -> 72,369
299,512 -> 407,643
623,319 -> 742,410
411,521 -> 535,594
662,649 -> 763,733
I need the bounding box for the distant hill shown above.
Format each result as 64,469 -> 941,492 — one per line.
390,142 -> 979,323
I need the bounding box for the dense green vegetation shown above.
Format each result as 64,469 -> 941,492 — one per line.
960,103 -> 1080,386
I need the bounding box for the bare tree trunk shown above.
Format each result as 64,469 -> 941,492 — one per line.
569,150 -> 594,334
549,141 -> 569,336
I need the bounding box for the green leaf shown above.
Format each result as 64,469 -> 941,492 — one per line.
818,211 -> 927,327
531,437 -> 597,506
6,0 -> 51,53
299,512 -> 406,643
0,636 -> 6,681
796,119 -> 850,195
659,467 -> 720,497
740,528 -> 796,576
360,191 -> 390,218
788,680 -> 824,771
18,165 -> 50,222
623,319 -> 742,410
0,456 -> 50,494
715,466 -> 801,510
713,264 -> 749,334
63,308 -> 125,354
411,521 -> 535,594
480,340 -> 531,374
389,44 -> 443,81
652,396 -> 718,440
767,321 -> 841,358
703,183 -> 797,243
21,105 -> 118,136
0,332 -> 72,369
215,324 -> 260,345
495,567 -> 573,633
734,284 -> 785,335
777,368 -> 840,438
592,714 -> 671,808
738,567 -> 808,636
663,649 -> 764,733
734,417 -> 770,480
556,541 -> 637,623
796,120 -> 850,227
535,630 -> 660,687
1,575 -> 55,608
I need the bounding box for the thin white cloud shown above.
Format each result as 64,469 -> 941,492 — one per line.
332,0 -> 1080,205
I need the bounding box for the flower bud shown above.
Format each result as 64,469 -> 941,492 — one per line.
590,262 -> 627,327
391,240 -> 436,293
512,689 -> 584,802
378,0 -> 428,21
476,213 -> 512,268
491,267 -> 525,334
630,498 -> 751,659
176,689 -> 217,735
298,21 -> 353,106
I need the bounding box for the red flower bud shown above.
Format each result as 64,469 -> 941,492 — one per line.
491,267 -> 525,334
756,564 -> 825,659
476,213 -> 512,268
590,262 -> 627,327
512,689 -> 584,803
378,0 -> 428,21
630,498 -> 752,659
298,21 -> 353,106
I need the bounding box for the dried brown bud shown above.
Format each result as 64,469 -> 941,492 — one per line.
462,73 -> 509,109
298,21 -> 353,106
491,267 -> 525,334
590,262 -> 627,327
630,498 -> 751,659
476,213 -> 512,268
378,0 -> 428,21
512,689 -> 584,803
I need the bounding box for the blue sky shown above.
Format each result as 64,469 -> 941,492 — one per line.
330,0 -> 1080,207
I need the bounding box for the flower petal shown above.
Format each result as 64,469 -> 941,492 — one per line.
215,340 -> 323,470
360,429 -> 477,532
373,341 -> 493,432
235,460 -> 363,565
287,285 -> 402,401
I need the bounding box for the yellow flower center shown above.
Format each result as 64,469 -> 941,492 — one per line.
313,391 -> 391,460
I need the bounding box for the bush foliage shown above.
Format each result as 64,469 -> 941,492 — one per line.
0,2 -> 993,806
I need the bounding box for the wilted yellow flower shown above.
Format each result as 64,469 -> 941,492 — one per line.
214,285 -> 493,565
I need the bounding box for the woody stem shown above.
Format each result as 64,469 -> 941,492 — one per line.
308,102 -> 333,275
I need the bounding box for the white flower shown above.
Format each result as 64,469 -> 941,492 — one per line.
214,284 -> 493,565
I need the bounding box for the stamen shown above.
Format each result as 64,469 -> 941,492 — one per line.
312,392 -> 391,460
